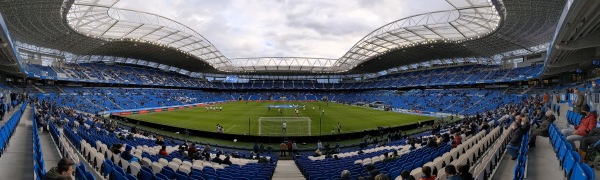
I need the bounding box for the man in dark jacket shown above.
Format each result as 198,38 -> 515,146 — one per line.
45,158 -> 75,180
573,88 -> 585,114
506,115 -> 530,160
578,126 -> 600,162
529,110 -> 556,147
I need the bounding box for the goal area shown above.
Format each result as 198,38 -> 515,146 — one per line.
258,117 -> 311,136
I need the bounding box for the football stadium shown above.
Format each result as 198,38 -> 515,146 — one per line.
0,0 -> 600,179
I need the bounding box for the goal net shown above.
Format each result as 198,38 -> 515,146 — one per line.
258,117 -> 311,136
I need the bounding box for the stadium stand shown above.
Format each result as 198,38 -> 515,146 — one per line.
22,63 -> 543,90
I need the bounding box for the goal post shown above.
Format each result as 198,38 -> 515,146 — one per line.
258,117 -> 311,136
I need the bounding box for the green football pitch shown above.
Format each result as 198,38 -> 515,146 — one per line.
125,101 -> 432,136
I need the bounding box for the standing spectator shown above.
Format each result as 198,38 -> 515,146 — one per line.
279,141 -> 287,156
317,140 -> 323,150
267,144 -> 273,154
573,88 -> 585,114
253,143 -> 259,154
292,141 -> 298,156
561,104 -> 597,149
44,158 -> 75,180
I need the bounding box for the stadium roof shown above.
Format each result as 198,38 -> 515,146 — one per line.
0,0 -> 565,75
542,0 -> 600,76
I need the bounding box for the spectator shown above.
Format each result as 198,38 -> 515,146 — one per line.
375,174 -> 389,180
506,116 -> 530,160
578,126 -> 600,163
529,110 -> 556,147
561,104 -> 597,149
110,143 -> 123,154
317,140 -> 323,150
45,158 -> 75,180
420,166 -> 435,180
400,170 -> 416,180
121,145 -> 137,162
279,142 -> 287,156
155,136 -> 165,145
366,164 -> 381,180
222,155 -> 232,165
253,143 -> 259,153
340,170 -> 351,180
159,145 -> 168,156
178,142 -> 188,155
573,88 -> 585,114
445,165 -> 461,180
212,154 -> 223,164
452,133 -> 462,148
267,144 -> 273,154
292,141 -> 298,156
458,164 -> 473,180
259,143 -> 265,154
188,143 -> 198,155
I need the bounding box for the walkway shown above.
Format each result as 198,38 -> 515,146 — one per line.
272,160 -> 305,180
39,125 -> 62,171
526,137 -> 563,179
0,106 -> 33,179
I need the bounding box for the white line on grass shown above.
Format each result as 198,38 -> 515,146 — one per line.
225,125 -> 237,132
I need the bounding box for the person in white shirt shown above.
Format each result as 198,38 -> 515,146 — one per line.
282,122 -> 287,136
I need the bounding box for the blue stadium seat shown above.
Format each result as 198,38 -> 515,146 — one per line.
581,163 -> 595,180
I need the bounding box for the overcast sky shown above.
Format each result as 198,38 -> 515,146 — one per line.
113,0 -> 452,59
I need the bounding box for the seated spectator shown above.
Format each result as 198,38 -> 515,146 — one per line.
578,126 -> 600,163
506,116 -> 530,160
390,151 -> 400,159
458,164 -> 473,180
159,145 -> 168,156
110,143 -> 123,154
212,154 -> 223,164
188,143 -> 198,155
375,174 -> 389,180
528,110 -> 556,147
445,165 -> 461,180
561,104 -> 597,149
400,170 -> 416,180
313,149 -> 322,157
340,170 -> 351,180
420,166 -> 435,180
222,155 -> 233,165
45,158 -> 75,180
452,133 -> 462,148
426,138 -> 437,147
155,136 -> 165,145
366,164 -> 381,180
126,133 -> 134,140
121,145 -> 138,162
178,142 -> 188,155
